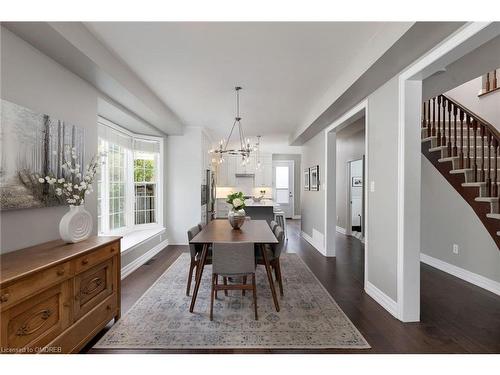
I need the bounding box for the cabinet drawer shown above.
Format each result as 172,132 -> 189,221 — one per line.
73,258 -> 114,321
1,282 -> 70,352
74,243 -> 119,274
47,293 -> 117,354
1,262 -> 71,311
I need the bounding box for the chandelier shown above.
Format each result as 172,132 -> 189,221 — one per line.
211,86 -> 261,166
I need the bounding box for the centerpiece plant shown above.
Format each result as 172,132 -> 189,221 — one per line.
226,191 -> 246,229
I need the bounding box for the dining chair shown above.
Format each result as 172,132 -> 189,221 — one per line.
256,225 -> 285,296
210,242 -> 258,320
269,220 -> 278,232
186,225 -> 212,296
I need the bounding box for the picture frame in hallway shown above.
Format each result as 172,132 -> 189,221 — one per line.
352,177 -> 363,187
304,168 -> 310,190
310,165 -> 319,191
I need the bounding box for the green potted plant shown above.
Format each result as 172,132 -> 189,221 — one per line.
226,191 -> 246,229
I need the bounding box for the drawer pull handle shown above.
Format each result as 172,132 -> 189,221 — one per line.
81,259 -> 89,265
16,309 -> 52,336
0,293 -> 9,303
110,247 -> 115,253
106,305 -> 112,311
57,269 -> 65,276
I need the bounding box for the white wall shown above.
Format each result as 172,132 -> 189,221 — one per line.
0,28 -> 168,273
446,76 -> 500,131
165,127 -> 203,244
421,157 -> 500,282
335,119 -> 365,231
365,77 -> 400,301
1,27 -> 98,252
301,131 -> 326,252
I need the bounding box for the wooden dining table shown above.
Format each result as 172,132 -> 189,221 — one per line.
189,219 -> 280,313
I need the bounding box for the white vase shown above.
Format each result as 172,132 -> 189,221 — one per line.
59,205 -> 93,243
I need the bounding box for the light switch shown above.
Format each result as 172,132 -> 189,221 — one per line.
370,181 -> 375,192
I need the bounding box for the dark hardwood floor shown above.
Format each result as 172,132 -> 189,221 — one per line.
85,220 -> 500,354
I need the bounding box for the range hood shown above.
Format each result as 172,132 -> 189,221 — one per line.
235,173 -> 255,177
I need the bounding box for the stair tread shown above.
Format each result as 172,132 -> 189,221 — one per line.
486,213 -> 500,219
462,182 -> 500,187
450,169 -> 500,175
475,197 -> 499,202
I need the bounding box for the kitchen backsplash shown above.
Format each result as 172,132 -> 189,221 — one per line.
215,186 -> 273,199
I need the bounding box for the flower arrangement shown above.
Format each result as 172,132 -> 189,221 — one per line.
36,146 -> 103,206
226,191 -> 246,211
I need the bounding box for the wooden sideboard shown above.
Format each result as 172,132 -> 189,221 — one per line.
0,236 -> 121,354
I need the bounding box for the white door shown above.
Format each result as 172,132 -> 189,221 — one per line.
273,160 -> 294,218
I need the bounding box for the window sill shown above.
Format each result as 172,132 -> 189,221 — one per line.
100,227 -> 166,254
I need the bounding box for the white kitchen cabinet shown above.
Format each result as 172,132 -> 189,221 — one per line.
255,154 -> 272,187
215,198 -> 231,218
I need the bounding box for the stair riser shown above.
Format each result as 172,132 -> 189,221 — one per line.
424,137 -> 499,150
462,170 -> 500,183
438,148 -> 499,159
450,158 -> 500,171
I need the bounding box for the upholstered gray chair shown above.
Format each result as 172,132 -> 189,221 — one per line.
269,220 -> 278,232
256,226 -> 285,296
210,242 -> 258,320
186,225 -> 212,296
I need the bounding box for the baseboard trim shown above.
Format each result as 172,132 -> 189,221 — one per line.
365,281 -> 399,319
420,253 -> 500,296
121,238 -> 169,280
336,226 -> 346,234
301,231 -> 325,256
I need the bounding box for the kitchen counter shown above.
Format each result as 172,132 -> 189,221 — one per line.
244,199 -> 278,207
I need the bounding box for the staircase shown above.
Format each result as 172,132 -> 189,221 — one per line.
421,94 -> 500,248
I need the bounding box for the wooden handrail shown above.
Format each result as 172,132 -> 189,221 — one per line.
442,94 -> 500,141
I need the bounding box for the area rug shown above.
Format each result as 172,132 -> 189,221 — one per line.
94,253 -> 370,349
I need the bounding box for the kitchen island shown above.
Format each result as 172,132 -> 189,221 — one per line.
244,199 -> 277,223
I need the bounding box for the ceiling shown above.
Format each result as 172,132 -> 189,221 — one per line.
85,22 -> 412,140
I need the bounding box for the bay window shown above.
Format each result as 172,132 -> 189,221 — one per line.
97,118 -> 163,235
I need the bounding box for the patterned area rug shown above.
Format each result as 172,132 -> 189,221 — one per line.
94,253 -> 370,349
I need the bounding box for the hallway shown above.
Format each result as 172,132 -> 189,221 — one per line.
87,220 -> 500,353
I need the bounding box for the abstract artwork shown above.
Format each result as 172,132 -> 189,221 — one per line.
352,177 -> 363,187
0,99 -> 85,210
304,168 -> 310,191
310,165 -> 319,191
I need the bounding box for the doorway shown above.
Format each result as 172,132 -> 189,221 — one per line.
347,158 -> 364,240
272,160 -> 294,218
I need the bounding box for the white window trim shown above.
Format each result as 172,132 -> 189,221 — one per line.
98,117 -> 164,236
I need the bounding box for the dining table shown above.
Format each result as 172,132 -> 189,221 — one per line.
189,219 -> 280,313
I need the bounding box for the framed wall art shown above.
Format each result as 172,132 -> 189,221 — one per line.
310,165 -> 319,191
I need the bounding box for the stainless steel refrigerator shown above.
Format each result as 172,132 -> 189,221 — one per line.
201,169 -> 216,224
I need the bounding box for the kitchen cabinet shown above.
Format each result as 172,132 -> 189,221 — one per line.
255,154 -> 272,187
215,198 -> 231,218
216,153 -> 272,188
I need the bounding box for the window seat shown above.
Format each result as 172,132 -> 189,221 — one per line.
101,227 -> 166,254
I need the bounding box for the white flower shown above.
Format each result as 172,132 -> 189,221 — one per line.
73,195 -> 80,199
67,186 -> 72,191
85,190 -> 90,195
74,184 -> 78,189
48,179 -> 55,185
58,178 -> 65,183
232,198 -> 243,208
45,176 -> 50,181
38,178 -> 45,183
55,188 -> 62,196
